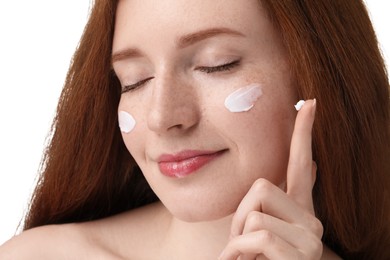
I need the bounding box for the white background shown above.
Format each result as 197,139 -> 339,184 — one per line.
0,1 -> 389,245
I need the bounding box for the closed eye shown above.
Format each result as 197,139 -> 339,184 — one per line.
121,60 -> 241,94
122,77 -> 154,93
196,59 -> 241,74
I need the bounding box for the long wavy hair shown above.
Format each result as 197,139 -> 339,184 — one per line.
24,0 -> 390,258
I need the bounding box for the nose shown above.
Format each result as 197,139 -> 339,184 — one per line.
147,74 -> 200,134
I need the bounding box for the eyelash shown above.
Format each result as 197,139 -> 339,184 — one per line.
196,59 -> 241,74
122,77 -> 154,93
121,59 -> 241,94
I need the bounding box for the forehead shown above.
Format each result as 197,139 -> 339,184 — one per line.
113,0 -> 271,50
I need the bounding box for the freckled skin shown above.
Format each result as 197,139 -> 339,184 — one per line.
113,0 -> 297,222
0,1 -> 341,259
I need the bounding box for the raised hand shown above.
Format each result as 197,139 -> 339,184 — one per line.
219,99 -> 323,260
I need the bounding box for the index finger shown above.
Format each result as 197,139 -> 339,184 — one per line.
286,99 -> 317,212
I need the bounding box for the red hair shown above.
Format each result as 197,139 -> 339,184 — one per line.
24,0 -> 389,258
261,1 -> 390,258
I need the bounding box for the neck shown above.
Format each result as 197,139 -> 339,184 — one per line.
162,210 -> 233,258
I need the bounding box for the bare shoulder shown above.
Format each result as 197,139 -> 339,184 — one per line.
0,202 -> 169,260
0,223 -> 120,260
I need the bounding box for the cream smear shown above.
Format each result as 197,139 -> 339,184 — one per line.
118,111 -> 136,133
294,100 -> 306,111
224,84 -> 263,112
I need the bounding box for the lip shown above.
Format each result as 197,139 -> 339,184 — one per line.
157,149 -> 227,178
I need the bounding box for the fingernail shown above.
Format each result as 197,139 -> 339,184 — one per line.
312,98 -> 317,117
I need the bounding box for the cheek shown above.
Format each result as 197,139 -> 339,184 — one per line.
218,109 -> 294,188
205,80 -> 296,181
118,97 -> 138,137
117,98 -> 148,164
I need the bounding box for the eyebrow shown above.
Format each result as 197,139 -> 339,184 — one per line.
176,27 -> 245,49
111,48 -> 143,63
111,27 -> 245,64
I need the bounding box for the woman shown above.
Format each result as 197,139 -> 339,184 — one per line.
1,0 -> 389,259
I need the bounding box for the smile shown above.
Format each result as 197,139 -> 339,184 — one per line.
157,149 -> 227,178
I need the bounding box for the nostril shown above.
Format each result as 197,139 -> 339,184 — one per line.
147,101 -> 200,134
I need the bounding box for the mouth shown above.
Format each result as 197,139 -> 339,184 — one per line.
157,149 -> 227,178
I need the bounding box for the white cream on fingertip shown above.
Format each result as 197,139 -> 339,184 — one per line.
224,84 -> 263,113
118,111 -> 136,133
294,100 -> 306,111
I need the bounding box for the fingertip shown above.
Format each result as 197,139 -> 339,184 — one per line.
293,99 -> 317,131
303,99 -> 316,113
296,98 -> 317,131
294,99 -> 316,112
229,211 -> 244,239
229,227 -> 240,241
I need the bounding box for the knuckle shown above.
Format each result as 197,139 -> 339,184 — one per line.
302,212 -> 323,238
257,230 -> 275,245
246,211 -> 260,225
246,211 -> 265,231
252,178 -> 273,198
309,217 -> 324,238
299,217 -> 324,259
307,237 -> 323,259
314,239 -> 324,255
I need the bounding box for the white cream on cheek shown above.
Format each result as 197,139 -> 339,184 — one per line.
118,111 -> 136,133
224,83 -> 263,112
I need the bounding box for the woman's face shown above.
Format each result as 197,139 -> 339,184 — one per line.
113,0 -> 297,221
